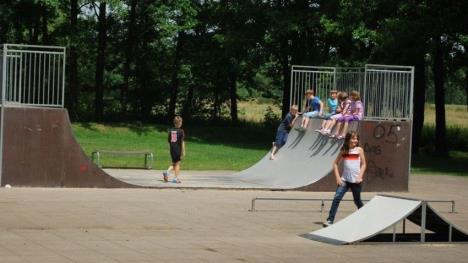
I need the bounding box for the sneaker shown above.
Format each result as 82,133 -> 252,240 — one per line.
294,126 -> 301,131
163,172 -> 169,182
172,178 -> 181,184
329,134 -> 336,138
337,135 -> 345,140
314,129 -> 322,133
322,220 -> 333,227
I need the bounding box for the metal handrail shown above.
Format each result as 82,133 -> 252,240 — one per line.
249,197 -> 456,213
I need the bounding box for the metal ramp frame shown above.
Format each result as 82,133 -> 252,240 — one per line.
301,195 -> 468,244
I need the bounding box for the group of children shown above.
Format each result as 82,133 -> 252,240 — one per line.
270,88 -> 367,227
270,88 -> 363,159
297,89 -> 363,139
162,91 -> 366,228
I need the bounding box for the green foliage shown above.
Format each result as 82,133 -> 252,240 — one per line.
420,125 -> 468,153
0,0 -> 466,135
263,106 -> 281,129
412,151 -> 468,176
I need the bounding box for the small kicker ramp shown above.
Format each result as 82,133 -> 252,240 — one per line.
302,195 -> 468,244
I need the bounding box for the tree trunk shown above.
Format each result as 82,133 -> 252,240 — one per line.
229,70 -> 238,122
274,0 -> 291,118
94,2 -> 107,122
280,38 -> 291,118
137,30 -> 152,121
41,8 -> 49,44
432,37 -> 448,156
212,93 -> 221,121
122,0 -> 137,113
31,15 -> 40,44
168,32 -> 185,120
67,0 -> 79,120
182,84 -> 194,120
411,52 -> 427,154
465,68 -> 468,111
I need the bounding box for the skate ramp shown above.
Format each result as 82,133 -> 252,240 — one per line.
302,195 -> 468,244
1,106 -> 410,191
232,119 -> 346,188
1,107 -> 135,188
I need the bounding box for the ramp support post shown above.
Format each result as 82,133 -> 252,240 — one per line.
449,225 -> 453,242
392,224 -> 396,242
402,219 -> 406,234
420,202 -> 427,242
250,198 -> 256,212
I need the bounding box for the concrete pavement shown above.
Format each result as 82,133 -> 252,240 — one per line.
0,174 -> 467,262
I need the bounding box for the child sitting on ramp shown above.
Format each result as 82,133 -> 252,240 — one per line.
323,131 -> 367,227
296,89 -> 323,131
270,105 -> 299,160
315,89 -> 338,133
319,91 -> 349,135
330,90 -> 363,140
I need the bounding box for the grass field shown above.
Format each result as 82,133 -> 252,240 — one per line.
73,101 -> 468,176
424,104 -> 468,128
74,122 -> 273,171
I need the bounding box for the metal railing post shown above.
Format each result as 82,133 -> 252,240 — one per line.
0,44 -> 7,186
420,202 -> 427,242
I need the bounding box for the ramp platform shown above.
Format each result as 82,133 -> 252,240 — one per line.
1,107 -> 410,191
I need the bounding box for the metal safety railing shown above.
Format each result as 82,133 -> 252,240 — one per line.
249,197 -> 456,214
335,67 -> 365,94
363,64 -> 414,120
290,64 -> 414,121
290,65 -> 335,110
1,44 -> 66,107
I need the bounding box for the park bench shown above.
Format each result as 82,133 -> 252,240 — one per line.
91,150 -> 154,169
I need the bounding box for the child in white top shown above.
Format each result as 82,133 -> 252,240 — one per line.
323,131 -> 367,227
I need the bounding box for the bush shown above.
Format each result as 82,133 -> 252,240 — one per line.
420,125 -> 468,152
263,106 -> 281,129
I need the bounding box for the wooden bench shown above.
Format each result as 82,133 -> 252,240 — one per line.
91,150 -> 154,169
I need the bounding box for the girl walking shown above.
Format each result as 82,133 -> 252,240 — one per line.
323,131 -> 367,227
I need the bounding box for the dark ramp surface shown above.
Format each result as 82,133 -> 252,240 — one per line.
1,107 -> 134,188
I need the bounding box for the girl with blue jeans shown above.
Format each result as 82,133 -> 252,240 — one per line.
323,131 -> 367,227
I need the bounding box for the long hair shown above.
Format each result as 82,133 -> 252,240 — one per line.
340,131 -> 359,155
350,90 -> 361,100
173,116 -> 183,128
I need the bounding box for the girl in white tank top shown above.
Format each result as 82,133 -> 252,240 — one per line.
323,131 -> 367,226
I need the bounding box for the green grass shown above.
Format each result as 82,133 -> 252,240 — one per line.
411,151 -> 468,176
424,104 -> 468,128
73,102 -> 468,176
73,122 -> 274,170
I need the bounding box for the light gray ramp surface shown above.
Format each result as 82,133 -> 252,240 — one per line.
302,195 -> 468,244
233,118 -> 346,188
106,118 -> 346,189
302,195 -> 421,245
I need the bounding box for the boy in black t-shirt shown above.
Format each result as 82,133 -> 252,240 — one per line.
163,116 -> 185,183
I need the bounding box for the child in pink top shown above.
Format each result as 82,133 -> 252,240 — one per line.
330,90 -> 363,140
320,92 -> 350,135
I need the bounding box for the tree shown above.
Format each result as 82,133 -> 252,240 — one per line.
94,1 -> 107,122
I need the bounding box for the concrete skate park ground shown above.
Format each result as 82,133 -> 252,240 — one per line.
0,173 -> 467,263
